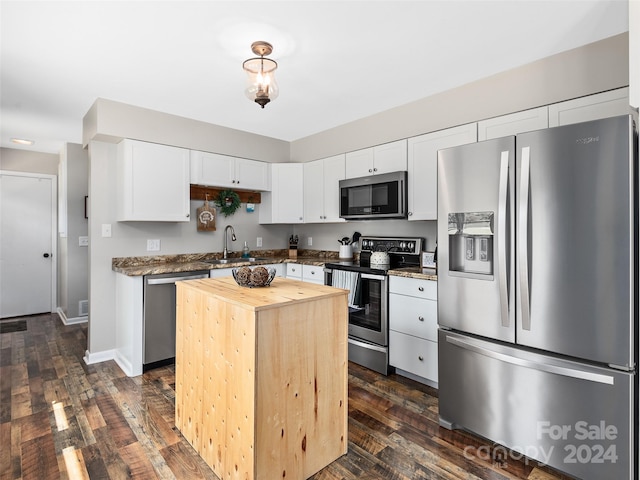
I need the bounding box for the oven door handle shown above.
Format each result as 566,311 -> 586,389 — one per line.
361,273 -> 386,281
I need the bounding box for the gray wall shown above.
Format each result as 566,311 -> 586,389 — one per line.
0,147 -> 58,174
58,143 -> 89,321
85,33 -> 629,361
83,98 -> 290,163
290,33 -> 629,162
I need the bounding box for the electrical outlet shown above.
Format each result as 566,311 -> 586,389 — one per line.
78,236 -> 89,247
307,236 -> 313,246
256,237 -> 263,247
147,239 -> 161,251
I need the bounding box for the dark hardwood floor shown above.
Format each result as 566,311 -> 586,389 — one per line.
0,314 -> 571,479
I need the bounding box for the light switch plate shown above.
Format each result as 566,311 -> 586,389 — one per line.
101,224 -> 112,237
78,236 -> 89,247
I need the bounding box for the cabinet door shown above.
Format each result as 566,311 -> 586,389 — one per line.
190,150 -> 235,187
407,123 -> 477,221
303,159 -> 325,223
322,154 -> 346,223
478,106 -> 548,140
389,331 -> 438,383
389,293 -> 438,341
286,263 -> 302,279
373,139 -> 407,174
302,265 -> 324,284
548,87 -> 629,127
117,139 -> 191,222
209,267 -> 233,278
235,158 -> 269,191
259,164 -> 303,224
345,148 -> 373,178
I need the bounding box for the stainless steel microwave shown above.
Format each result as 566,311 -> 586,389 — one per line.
339,171 -> 407,220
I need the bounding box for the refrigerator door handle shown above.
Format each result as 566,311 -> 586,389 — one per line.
518,146 -> 531,330
498,150 -> 510,327
445,334 -> 615,385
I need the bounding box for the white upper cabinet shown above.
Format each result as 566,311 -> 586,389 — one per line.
345,139 -> 407,178
117,139 -> 191,222
303,154 -> 346,223
548,87 -> 629,127
407,123 -> 477,221
190,150 -> 270,191
478,106 -> 549,140
259,163 -> 304,224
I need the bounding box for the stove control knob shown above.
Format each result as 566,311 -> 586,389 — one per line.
400,241 -> 407,250
408,242 -> 415,251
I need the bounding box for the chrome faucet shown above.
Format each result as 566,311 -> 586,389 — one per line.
223,225 -> 237,259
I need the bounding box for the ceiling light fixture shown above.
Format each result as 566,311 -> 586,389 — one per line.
242,41 -> 278,109
11,137 -> 34,146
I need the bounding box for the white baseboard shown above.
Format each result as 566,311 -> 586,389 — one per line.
57,307 -> 88,325
83,349 -> 116,366
114,350 -> 141,377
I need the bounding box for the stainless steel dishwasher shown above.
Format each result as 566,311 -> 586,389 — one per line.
143,270 -> 209,371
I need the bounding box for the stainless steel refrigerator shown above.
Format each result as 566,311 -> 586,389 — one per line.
437,114 -> 637,480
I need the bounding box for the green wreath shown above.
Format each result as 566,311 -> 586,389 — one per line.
215,189 -> 242,217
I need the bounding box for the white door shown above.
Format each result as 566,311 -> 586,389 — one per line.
0,172 -> 57,318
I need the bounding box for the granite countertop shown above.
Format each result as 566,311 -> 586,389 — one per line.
112,249 -> 437,281
388,267 -> 438,281
112,249 -> 336,276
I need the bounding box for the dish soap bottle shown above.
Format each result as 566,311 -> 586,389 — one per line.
242,241 -> 250,258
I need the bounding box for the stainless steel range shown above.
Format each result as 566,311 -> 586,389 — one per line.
324,236 -> 423,374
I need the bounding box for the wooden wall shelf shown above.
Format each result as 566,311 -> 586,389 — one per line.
190,185 -> 262,204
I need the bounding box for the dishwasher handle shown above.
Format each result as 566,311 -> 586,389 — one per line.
146,273 -> 209,285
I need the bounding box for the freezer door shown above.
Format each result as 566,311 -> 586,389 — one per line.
516,115 -> 635,368
439,330 -> 635,480
437,137 -> 515,342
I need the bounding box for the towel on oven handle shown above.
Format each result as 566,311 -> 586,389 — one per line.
331,270 -> 360,307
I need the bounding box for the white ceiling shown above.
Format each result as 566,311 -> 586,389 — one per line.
0,0 -> 629,154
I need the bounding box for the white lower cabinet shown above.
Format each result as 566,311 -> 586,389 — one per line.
286,263 -> 324,284
389,275 -> 438,385
302,264 -> 324,284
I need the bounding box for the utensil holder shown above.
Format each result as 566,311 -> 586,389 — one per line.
339,245 -> 353,260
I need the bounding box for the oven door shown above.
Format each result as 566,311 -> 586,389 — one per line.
348,272 -> 388,346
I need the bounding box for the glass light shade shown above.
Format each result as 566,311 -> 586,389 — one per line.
243,57 -> 278,108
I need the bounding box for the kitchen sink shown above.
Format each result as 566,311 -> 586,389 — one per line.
204,257 -> 269,265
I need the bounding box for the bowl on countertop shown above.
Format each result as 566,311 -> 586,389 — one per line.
232,266 -> 276,288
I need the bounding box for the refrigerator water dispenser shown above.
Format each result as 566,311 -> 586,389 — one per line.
448,212 -> 493,277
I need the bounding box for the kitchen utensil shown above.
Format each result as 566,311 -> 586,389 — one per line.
351,231 -> 361,245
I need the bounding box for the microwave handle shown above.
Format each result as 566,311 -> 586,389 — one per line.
401,178 -> 405,215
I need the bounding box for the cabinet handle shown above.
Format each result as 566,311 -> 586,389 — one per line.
368,168 -> 373,173
418,286 -> 424,292
186,213 -> 190,218
418,316 -> 424,322
373,167 -> 378,172
418,355 -> 424,361
409,212 -> 413,216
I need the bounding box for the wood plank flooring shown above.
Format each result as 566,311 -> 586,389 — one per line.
0,314 -> 571,480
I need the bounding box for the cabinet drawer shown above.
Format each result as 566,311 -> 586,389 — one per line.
389,293 -> 437,341
302,265 -> 324,284
389,331 -> 438,383
389,276 -> 437,300
286,263 -> 302,279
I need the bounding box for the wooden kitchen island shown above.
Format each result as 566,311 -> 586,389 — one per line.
175,276 -> 349,480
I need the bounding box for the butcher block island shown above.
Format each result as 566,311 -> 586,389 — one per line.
175,276 -> 349,480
